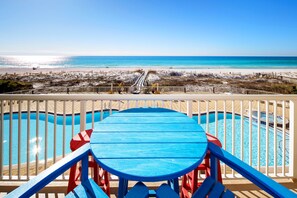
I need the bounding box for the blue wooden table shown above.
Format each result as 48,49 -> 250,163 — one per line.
90,107 -> 208,198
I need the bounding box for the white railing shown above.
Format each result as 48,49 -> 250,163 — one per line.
0,94 -> 296,181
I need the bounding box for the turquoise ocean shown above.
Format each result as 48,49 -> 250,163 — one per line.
1,56 -> 297,69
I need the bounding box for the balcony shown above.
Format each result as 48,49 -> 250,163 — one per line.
0,94 -> 297,197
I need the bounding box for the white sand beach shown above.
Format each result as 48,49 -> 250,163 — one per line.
2,67 -> 297,76
1,67 -> 297,95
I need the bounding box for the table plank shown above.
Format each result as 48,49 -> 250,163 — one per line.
100,116 -> 196,124
91,132 -> 207,143
111,112 -> 187,117
91,143 -> 207,159
121,108 -> 177,113
90,107 -> 208,184
95,158 -> 203,181
93,123 -> 205,132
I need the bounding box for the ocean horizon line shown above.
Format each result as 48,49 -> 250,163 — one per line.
1,56 -> 297,69
1,55 -> 297,57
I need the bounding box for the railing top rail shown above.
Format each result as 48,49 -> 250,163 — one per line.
0,94 -> 296,101
6,144 -> 90,198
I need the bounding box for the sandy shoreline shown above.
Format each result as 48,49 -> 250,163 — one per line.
1,67 -> 297,75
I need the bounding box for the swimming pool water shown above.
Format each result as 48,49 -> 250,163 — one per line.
2,111 -> 289,167
251,111 -> 285,125
193,113 -> 289,167
2,111 -> 115,166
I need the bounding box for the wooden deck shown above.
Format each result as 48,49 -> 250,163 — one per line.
0,178 -> 296,198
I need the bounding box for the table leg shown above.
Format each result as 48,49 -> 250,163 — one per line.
118,178 -> 128,198
167,178 -> 179,194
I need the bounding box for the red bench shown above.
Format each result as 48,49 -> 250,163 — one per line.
181,133 -> 223,198
67,129 -> 110,197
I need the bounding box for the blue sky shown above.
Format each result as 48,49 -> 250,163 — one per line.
0,0 -> 297,56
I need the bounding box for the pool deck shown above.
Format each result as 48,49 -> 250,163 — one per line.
0,178 -> 296,198
2,99 -> 289,118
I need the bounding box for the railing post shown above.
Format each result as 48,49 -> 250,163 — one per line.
187,100 -> 193,118
80,101 -> 86,131
289,100 -> 297,179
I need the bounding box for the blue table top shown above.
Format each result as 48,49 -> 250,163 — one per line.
90,108 -> 208,182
